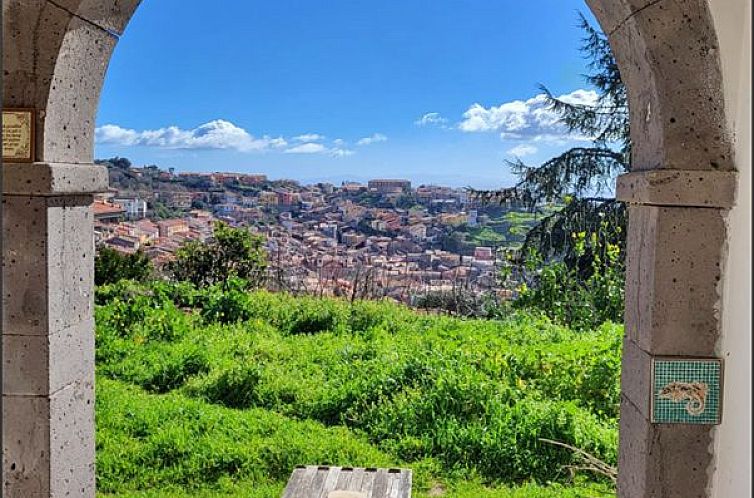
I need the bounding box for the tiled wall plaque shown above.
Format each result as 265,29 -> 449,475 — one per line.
651,357 -> 722,424
2,108 -> 35,163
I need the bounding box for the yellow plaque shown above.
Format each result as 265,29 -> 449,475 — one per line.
3,109 -> 35,163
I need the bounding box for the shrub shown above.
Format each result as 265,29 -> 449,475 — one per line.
200,285 -> 255,324
190,364 -> 264,409
95,247 -> 153,286
98,340 -> 210,393
288,297 -> 349,335
168,222 -> 267,289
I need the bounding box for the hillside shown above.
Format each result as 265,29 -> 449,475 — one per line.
95,280 -> 620,497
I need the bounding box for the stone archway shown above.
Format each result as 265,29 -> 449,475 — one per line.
1,1 -> 741,497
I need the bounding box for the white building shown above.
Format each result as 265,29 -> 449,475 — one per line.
114,196 -> 148,220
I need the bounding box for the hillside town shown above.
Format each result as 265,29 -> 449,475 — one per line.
94,159 -> 542,304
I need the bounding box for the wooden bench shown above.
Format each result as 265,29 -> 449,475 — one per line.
281,466 -> 412,498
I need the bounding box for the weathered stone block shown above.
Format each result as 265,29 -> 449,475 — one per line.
625,205 -> 725,356
2,334 -> 50,395
50,0 -> 142,35
586,0 -> 655,35
2,380 -> 94,498
3,395 -> 51,496
50,381 -> 95,488
2,320 -> 93,396
2,194 -> 96,335
618,395 -> 713,497
51,464 -> 95,498
49,319 -> 95,394
47,197 -> 95,331
3,162 -> 109,195
617,170 -> 737,208
2,0 -> 72,108
2,195 -> 49,336
620,338 -> 653,418
43,17 -> 117,164
607,0 -> 732,172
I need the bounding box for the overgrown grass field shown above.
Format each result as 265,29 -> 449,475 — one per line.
95,280 -> 621,497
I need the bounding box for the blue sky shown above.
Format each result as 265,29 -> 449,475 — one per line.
96,0 -> 599,189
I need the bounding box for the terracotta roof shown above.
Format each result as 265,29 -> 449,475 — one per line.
93,201 -> 125,216
157,219 -> 188,227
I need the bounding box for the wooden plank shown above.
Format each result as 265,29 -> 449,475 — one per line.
308,466 -> 330,498
400,470 -> 412,498
388,477 -> 401,498
349,468 -> 365,490
287,466 -> 317,498
334,467 -> 353,490
360,469 -> 377,495
320,466 -> 342,498
370,469 -> 389,498
281,467 -> 307,498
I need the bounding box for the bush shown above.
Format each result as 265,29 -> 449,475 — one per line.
99,341 -> 210,393
95,247 -> 153,286
190,364 -> 264,409
200,284 -> 255,324
168,222 -> 267,289
509,230 -> 624,330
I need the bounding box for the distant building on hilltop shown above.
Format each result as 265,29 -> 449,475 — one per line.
239,174 -> 267,186
474,247 -> 494,261
259,191 -> 279,206
156,219 -> 189,238
467,209 -> 478,227
341,182 -> 366,193
93,200 -> 126,223
157,191 -> 192,210
114,196 -> 148,220
277,190 -> 300,207
368,179 -> 411,194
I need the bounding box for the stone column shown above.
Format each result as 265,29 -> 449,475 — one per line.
3,162 -> 108,497
616,170 -> 736,498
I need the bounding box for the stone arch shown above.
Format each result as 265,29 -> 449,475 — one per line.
1,1 -> 740,497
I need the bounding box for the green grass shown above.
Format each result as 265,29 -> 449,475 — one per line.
95,280 -> 620,497
465,226 -> 507,246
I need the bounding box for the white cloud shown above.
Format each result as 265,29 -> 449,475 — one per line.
415,112 -> 449,127
357,133 -> 388,146
331,148 -> 355,157
458,89 -> 598,141
96,120 -> 362,158
285,142 -> 355,157
293,133 -> 325,142
507,144 -> 538,157
285,143 -> 327,154
95,120 -> 288,152
96,120 -> 288,151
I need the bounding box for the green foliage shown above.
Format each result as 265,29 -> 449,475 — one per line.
466,226 -> 507,246
190,363 -> 264,409
96,282 -> 621,497
508,224 -> 625,330
150,201 -> 185,220
168,222 -> 267,289
96,378 -> 394,495
95,247 -> 153,286
198,278 -> 257,324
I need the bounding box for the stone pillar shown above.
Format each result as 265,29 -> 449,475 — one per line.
2,162 -> 108,497
616,170 -> 736,498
